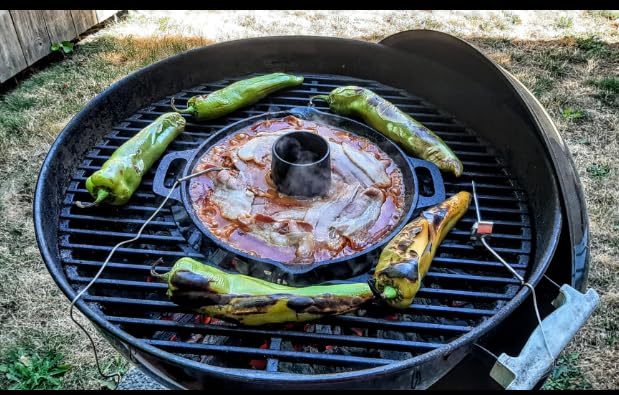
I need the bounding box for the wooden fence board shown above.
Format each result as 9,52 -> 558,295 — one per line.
42,10 -> 77,43
70,10 -> 98,34
0,10 -> 28,82
96,10 -> 118,23
1,10 -> 119,83
9,10 -> 51,66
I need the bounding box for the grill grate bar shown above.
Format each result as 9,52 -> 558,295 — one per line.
444,181 -> 523,192
455,217 -> 529,228
146,339 -> 396,367
407,304 -> 497,316
108,316 -> 446,351
60,213 -> 174,227
448,229 -> 530,240
326,315 -> 471,333
439,242 -> 530,255
431,256 -> 527,270
64,255 -> 527,278
62,202 -> 165,213
62,244 -> 203,258
67,187 -> 154,200
425,272 -> 520,284
62,228 -> 184,242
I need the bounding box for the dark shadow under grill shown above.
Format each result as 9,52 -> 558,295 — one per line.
59,74 -> 532,374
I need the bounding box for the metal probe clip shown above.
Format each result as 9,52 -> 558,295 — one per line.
469,181 -> 494,245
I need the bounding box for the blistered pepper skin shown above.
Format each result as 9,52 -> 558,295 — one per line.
153,257 -> 373,326
374,191 -> 471,309
174,73 -> 304,120
312,86 -> 463,177
81,112 -> 186,207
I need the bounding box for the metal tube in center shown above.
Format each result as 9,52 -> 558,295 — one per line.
271,131 -> 331,197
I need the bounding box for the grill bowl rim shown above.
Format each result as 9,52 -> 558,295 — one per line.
33,32 -> 564,385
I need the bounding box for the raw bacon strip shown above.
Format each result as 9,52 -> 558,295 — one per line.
245,216 -> 315,260
237,135 -> 280,165
211,170 -> 254,220
342,143 -> 391,187
237,130 -> 295,165
329,142 -> 373,187
331,187 -> 385,242
305,182 -> 359,249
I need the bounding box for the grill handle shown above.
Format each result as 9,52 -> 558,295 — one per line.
153,149 -> 195,202
408,157 -> 445,208
489,284 -> 599,390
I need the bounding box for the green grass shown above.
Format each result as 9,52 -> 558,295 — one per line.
420,18 -> 443,30
472,15 -> 507,32
586,77 -> 619,94
156,16 -> 172,32
240,14 -> 258,28
589,10 -> 619,21
561,107 -> 586,121
576,35 -> 613,59
555,16 -> 574,29
533,76 -> 554,96
503,11 -> 522,25
574,137 -> 591,145
0,348 -> 71,390
586,164 -> 611,179
586,77 -> 619,106
542,352 -> 592,390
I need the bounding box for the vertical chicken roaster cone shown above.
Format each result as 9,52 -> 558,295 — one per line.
153,107 -> 445,286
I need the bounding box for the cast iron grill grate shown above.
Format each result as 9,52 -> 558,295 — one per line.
59,74 -> 532,373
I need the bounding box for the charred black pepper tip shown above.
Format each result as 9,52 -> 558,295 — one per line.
286,296 -> 315,312
379,261 -> 419,282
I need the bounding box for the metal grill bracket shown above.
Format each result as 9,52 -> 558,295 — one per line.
489,285 -> 599,390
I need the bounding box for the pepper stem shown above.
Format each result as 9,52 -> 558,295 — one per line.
75,189 -> 110,208
381,286 -> 398,300
309,95 -> 330,106
170,97 -> 195,115
150,258 -> 170,282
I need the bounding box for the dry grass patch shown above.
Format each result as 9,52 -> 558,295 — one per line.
470,36 -> 618,390
0,26 -> 214,390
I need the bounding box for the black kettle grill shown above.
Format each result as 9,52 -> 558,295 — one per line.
34,30 -> 598,389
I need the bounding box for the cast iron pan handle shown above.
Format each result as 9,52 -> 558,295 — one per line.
152,149 -> 194,202
408,157 -> 445,208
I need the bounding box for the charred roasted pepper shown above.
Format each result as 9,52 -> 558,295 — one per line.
311,86 -> 464,177
76,112 -> 186,207
373,191 -> 471,309
151,257 -> 373,326
171,73 -> 304,120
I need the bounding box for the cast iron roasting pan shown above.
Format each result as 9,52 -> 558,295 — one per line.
152,107 -> 445,286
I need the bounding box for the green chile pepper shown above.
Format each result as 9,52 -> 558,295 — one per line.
77,112 -> 186,207
151,257 -> 373,326
171,73 -> 304,120
373,191 -> 471,309
311,86 -> 464,177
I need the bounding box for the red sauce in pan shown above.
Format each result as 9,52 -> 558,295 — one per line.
189,116 -> 405,265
